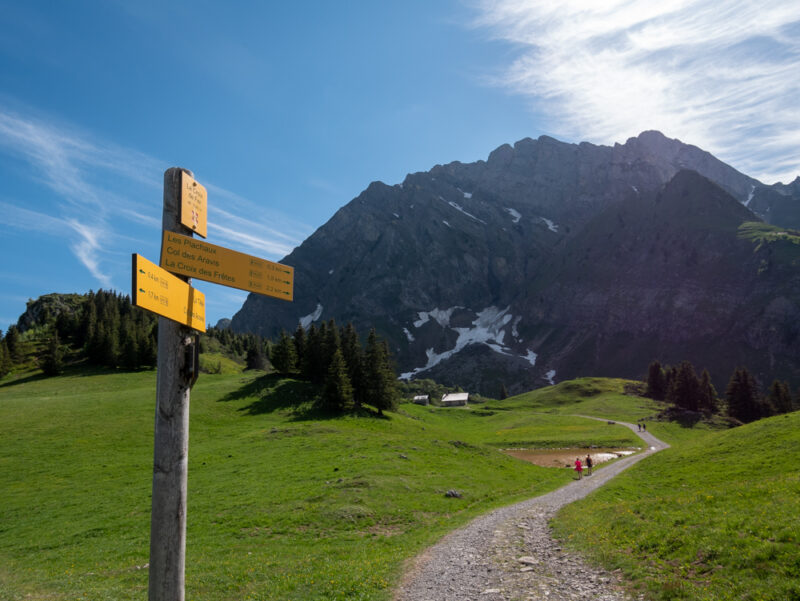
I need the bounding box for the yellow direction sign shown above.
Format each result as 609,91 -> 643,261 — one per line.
160,230 -> 294,301
132,254 -> 206,331
180,171 -> 207,238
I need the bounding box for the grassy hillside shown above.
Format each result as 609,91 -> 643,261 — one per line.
4,370 -> 791,600
0,369 -> 643,601
552,411 -> 800,601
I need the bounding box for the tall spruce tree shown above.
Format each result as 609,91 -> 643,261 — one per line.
767,380 -> 793,415
645,360 -> 667,400
340,323 -> 365,409
667,361 -> 700,411
0,338 -> 12,377
245,337 -> 268,370
364,329 -> 397,415
4,325 -> 21,363
323,319 -> 341,372
293,325 -> 307,371
270,330 -> 297,375
699,369 -> 718,414
41,331 -> 64,376
726,367 -> 760,423
322,348 -> 353,413
303,324 -> 326,383
119,319 -> 139,370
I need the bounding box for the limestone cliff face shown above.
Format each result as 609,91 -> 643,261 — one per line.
231,132 -> 800,395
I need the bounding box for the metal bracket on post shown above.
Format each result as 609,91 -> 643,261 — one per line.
182,334 -> 200,388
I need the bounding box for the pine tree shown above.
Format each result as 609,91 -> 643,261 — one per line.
698,369 -> 718,414
270,330 -> 297,375
293,324 -> 307,370
323,319 -> 341,373
364,329 -> 397,415
302,324 -> 326,383
0,339 -> 12,377
78,301 -> 97,350
726,367 -> 760,423
667,361 -> 700,411
645,360 -> 667,400
340,323 -> 365,409
41,332 -> 64,376
245,337 -> 268,370
322,348 -> 353,413
767,380 -> 793,415
4,325 -> 21,363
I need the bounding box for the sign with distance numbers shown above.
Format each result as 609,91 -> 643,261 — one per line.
180,171 -> 207,238
160,230 -> 294,301
132,253 -> 206,331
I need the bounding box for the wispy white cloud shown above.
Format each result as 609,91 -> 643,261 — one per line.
65,218 -> 112,287
474,0 -> 800,184
0,105 -> 311,292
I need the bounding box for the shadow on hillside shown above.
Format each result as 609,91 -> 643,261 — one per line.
0,362 -> 155,389
0,371 -> 50,389
658,407 -> 705,428
219,373 -> 390,422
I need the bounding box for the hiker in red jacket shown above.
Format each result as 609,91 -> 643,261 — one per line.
574,457 -> 583,479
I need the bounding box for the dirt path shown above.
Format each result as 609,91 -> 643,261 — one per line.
393,419 -> 668,601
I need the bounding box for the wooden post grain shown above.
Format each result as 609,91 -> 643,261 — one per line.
149,167 -> 195,601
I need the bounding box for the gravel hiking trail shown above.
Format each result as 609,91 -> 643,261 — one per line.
393,419 -> 668,601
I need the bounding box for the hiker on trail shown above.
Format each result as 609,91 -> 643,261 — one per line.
637,422 -> 641,431
574,458 -> 583,479
642,422 -> 647,431
585,454 -> 593,476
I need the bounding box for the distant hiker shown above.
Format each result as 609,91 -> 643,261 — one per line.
642,422 -> 647,431
585,454 -> 593,476
637,422 -> 641,431
574,458 -> 583,479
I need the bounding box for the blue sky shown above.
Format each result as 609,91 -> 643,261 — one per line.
1,1 -> 798,333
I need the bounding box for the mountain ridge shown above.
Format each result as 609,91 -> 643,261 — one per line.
231,131 -> 800,395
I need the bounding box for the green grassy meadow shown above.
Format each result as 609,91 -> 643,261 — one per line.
0,369 -> 635,600
1,370 -> 797,600
552,411 -> 800,601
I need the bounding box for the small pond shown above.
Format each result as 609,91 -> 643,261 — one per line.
503,448 -> 639,468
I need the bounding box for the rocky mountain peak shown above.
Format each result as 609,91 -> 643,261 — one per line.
231,132 -> 800,396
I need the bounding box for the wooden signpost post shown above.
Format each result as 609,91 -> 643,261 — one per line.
133,167 -> 293,601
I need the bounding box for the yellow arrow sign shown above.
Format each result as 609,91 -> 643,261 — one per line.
180,171 -> 208,238
160,230 -> 294,301
132,253 -> 206,331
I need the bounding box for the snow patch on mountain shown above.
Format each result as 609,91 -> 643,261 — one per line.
511,316 -> 522,341
401,306 -> 514,378
525,350 -> 537,366
546,370 -> 556,385
745,185 -> 755,207
540,217 -> 559,232
447,200 -> 486,224
505,207 -> 521,223
299,303 -> 323,328
414,307 -> 457,328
